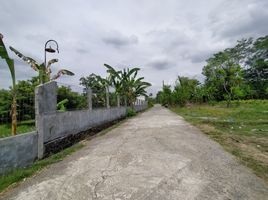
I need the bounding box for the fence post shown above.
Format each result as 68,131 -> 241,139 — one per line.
117,95 -> 120,107
35,81 -> 57,159
106,86 -> 110,109
124,96 -> 127,107
87,87 -> 92,111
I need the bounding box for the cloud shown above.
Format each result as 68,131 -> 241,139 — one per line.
0,0 -> 267,95
102,32 -> 138,48
209,0 -> 268,39
147,57 -> 174,70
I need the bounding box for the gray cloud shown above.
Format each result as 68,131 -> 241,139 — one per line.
209,0 -> 268,40
148,58 -> 174,70
0,0 -> 267,94
102,33 -> 138,48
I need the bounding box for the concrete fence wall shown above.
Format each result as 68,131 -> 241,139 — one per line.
0,81 -> 148,175
0,132 -> 38,175
42,107 -> 127,143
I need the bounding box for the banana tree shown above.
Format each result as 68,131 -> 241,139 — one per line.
9,46 -> 74,84
104,64 -> 151,106
0,33 -> 17,135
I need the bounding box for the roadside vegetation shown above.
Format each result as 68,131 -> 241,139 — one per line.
156,35 -> 268,183
171,100 -> 268,183
0,120 -> 35,138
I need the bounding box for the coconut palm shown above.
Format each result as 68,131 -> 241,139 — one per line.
9,46 -> 74,84
0,33 -> 17,135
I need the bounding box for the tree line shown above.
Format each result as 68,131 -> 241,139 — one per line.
1,33 -> 151,135
0,64 -> 151,123
156,35 -> 268,107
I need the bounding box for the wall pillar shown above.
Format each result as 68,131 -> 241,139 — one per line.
117,95 -> 120,107
124,96 -> 127,107
35,81 -> 57,159
87,87 -> 92,111
106,86 -> 110,109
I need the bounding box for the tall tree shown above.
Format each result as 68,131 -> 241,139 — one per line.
203,50 -> 243,107
243,35 -> 268,99
173,76 -> 200,106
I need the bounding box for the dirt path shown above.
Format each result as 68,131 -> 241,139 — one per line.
1,105 -> 268,200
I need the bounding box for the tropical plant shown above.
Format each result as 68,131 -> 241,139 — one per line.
79,73 -> 109,107
0,33 -> 17,135
9,46 -> 74,84
104,64 -> 151,106
203,51 -> 243,107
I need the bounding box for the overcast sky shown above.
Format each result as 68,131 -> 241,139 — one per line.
1,0 -> 267,94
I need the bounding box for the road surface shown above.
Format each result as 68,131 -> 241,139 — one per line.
1,105 -> 268,200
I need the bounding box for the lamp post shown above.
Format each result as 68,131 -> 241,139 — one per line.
44,39 -> 59,69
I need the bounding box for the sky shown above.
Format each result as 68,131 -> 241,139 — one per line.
0,0 -> 268,95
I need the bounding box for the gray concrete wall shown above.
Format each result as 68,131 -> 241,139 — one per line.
0,132 -> 38,175
0,81 -> 148,175
42,107 -> 127,143
134,103 -> 148,112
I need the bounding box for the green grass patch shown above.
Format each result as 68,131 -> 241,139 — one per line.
0,143 -> 84,193
171,99 -> 268,183
0,120 -> 36,138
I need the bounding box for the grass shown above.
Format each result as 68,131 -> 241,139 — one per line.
171,99 -> 268,183
0,143 -> 84,194
0,120 -> 35,138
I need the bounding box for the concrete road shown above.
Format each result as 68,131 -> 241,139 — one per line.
1,105 -> 268,200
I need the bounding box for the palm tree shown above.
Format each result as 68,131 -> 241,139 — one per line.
0,33 -> 17,135
9,47 -> 74,84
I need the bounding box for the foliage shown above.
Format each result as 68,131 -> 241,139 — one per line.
57,99 -> 68,112
79,73 -> 109,107
104,64 -> 151,106
126,108 -> 136,117
243,36 -> 268,99
57,86 -> 87,110
156,35 -> 268,107
9,46 -> 74,84
80,65 -> 151,107
0,33 -> 17,135
173,76 -> 200,106
156,84 -> 172,107
0,120 -> 35,138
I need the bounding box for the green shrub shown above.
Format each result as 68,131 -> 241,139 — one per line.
126,108 -> 136,117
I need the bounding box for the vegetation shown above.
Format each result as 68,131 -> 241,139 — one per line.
0,34 -> 17,135
0,77 -> 37,136
156,35 -> 268,107
0,143 -> 84,193
171,100 -> 268,183
155,35 -> 268,183
126,108 -> 137,117
57,86 -> 87,110
9,47 -> 74,84
80,64 -> 151,107
0,120 -> 35,138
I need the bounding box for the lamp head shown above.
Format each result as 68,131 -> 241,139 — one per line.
45,46 -> 56,53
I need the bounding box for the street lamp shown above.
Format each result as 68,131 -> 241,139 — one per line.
44,39 -> 59,68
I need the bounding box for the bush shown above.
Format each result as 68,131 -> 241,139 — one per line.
126,108 -> 136,117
